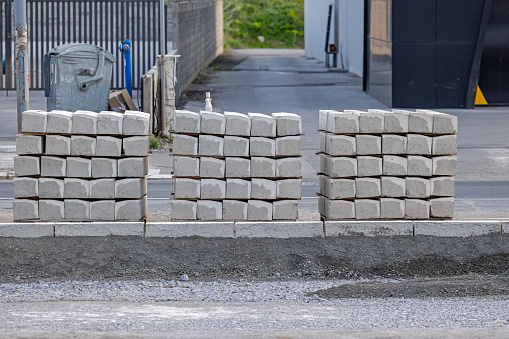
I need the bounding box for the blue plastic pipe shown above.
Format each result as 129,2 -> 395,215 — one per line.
119,39 -> 132,97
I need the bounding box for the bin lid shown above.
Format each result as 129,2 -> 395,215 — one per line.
48,43 -> 116,63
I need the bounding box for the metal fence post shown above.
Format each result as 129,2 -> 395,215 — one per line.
15,0 -> 29,131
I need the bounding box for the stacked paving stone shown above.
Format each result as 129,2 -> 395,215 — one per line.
318,109 -> 458,220
13,110 -> 149,221
171,110 -> 302,221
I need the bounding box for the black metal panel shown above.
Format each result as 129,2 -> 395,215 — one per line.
437,0 -> 485,44
392,43 -> 437,108
392,0 -> 436,43
437,43 -> 476,108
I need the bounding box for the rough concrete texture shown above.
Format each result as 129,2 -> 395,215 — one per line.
170,200 -> 197,220
355,177 -> 381,198
318,195 -> 325,216
251,157 -> 276,178
321,177 -> 356,199
200,179 -> 226,199
251,178 -> 277,200
433,135 -> 458,155
45,135 -> 71,155
250,137 -> 276,157
115,178 -> 147,199
90,179 -> 115,199
122,136 -> 149,156
39,178 -> 64,199
174,110 -> 201,134
324,199 -> 355,219
355,199 -> 380,219
14,156 -> 40,176
0,222 -> 54,237
64,199 -> 90,220
13,177 -> 38,198
115,198 -> 146,221
236,221 -> 323,238
122,111 -> 150,136
95,136 -> 122,157
356,135 -> 381,155
199,157 -> 225,178
359,111 -> 384,134
173,156 -> 200,177
97,111 -> 124,135
272,200 -> 299,220
71,111 -> 98,135
223,136 -> 249,157
406,177 -> 431,198
405,199 -> 430,219
431,176 -> 455,197
318,110 -> 332,131
117,157 -> 148,178
381,176 -> 406,197
199,135 -> 224,156
197,200 -> 223,220
70,136 -> 96,156
226,179 -> 251,200
320,132 -> 327,153
224,111 -> 251,136
276,179 -> 301,199
382,155 -> 407,176
408,111 -> 434,133
200,111 -> 226,135
275,136 -> 301,156
222,200 -> 248,220
64,178 -> 90,199
503,222 -> 509,234
382,134 -> 407,154
174,178 -> 200,199
380,198 -> 406,219
40,156 -> 66,177
414,220 -> 501,237
173,134 -> 198,155
248,113 -> 276,137
432,156 -> 457,176
357,156 -> 382,177
225,157 -> 251,178
430,197 -> 454,218
326,134 -> 356,156
92,158 -> 118,178
146,221 -> 235,238
326,111 -> 359,134
21,110 -> 47,133
56,221 -> 144,236
271,112 -> 302,136
324,156 -> 357,178
407,134 -> 432,155
12,199 -> 39,221
276,157 -> 301,178
46,110 -> 72,134
16,134 -> 43,155
326,220 -> 412,236
247,200 -> 273,221
407,156 -> 433,177
66,157 -> 92,178
39,199 -> 65,221
89,200 -> 115,221
384,110 -> 409,133
430,111 -> 458,135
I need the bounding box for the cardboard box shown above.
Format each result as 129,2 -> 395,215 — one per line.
109,89 -> 138,112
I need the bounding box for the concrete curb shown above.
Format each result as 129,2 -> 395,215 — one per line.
0,220 -> 506,238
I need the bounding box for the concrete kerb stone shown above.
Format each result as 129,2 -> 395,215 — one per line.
502,221 -> 509,234
55,222 -> 144,236
0,223 -> 54,237
414,220 -> 502,237
235,221 -> 324,238
325,221 -> 413,237
146,222 -> 235,238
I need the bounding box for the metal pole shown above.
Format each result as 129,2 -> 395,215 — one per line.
14,0 -> 29,133
158,0 -> 166,135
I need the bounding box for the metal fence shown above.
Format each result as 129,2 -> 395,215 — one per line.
1,0 -> 165,91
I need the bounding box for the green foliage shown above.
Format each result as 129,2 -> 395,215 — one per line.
223,0 -> 304,49
149,136 -> 162,149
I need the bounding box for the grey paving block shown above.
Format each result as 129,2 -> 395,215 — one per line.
236,221 -> 324,238
414,221 -> 501,237
146,222 -> 235,238
55,222 -> 143,236
0,223 -> 54,237
325,220 -> 413,237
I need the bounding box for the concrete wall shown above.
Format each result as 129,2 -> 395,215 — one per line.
168,0 -> 223,99
304,0 -> 363,77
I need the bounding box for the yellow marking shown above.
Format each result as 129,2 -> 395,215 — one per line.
475,86 -> 488,105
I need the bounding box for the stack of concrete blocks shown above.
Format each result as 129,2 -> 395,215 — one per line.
13,110 -> 150,221
171,110 -> 303,221
318,109 -> 458,220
